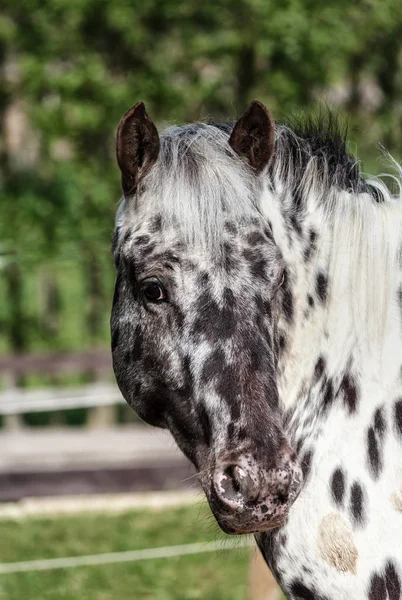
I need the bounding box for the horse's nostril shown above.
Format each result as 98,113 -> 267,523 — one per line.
277,490 -> 289,505
218,464 -> 260,504
224,465 -> 242,494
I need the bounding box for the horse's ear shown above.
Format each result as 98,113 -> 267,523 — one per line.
229,100 -> 275,173
116,102 -> 160,196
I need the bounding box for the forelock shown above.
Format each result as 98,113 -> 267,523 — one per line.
134,123 -> 261,249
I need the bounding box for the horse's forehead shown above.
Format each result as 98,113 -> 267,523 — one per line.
122,210 -> 276,254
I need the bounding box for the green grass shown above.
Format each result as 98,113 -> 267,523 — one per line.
0,502 -> 252,600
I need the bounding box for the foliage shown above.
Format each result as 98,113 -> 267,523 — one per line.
0,0 -> 402,355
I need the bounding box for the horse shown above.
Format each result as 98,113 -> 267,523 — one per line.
110,100 -> 402,599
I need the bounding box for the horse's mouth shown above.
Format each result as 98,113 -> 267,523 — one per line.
216,514 -> 288,535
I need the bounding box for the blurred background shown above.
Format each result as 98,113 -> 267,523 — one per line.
0,1 -> 402,598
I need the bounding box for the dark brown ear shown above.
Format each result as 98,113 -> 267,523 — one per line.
229,100 -> 275,173
116,102 -> 160,196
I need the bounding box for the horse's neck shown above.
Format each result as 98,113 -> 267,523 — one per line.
261,184 -> 402,445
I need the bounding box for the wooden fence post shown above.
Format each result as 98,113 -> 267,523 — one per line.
2,371 -> 24,430
248,549 -> 282,600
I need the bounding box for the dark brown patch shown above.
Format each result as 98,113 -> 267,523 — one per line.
368,561 -> 401,600
316,272 -> 328,303
323,378 -> 334,411
394,398 -> 402,437
367,426 -> 382,480
134,234 -> 151,246
374,406 -> 387,438
314,357 -> 325,381
247,231 -> 267,246
331,468 -> 345,506
350,481 -> 365,526
340,372 -> 359,415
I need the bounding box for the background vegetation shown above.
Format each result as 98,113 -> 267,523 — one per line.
0,502 -> 251,600
1,0 -> 402,358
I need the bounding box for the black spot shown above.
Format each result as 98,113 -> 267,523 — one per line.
340,372 -> 358,414
385,561 -> 401,600
279,334 -> 286,352
314,356 -> 325,381
153,251 -> 181,265
238,427 -> 247,441
138,243 -> 156,257
374,406 -> 386,438
350,481 -> 365,526
368,561 -> 401,600
260,504 -> 268,514
247,231 -> 266,246
224,221 -> 237,235
290,580 -> 327,600
322,378 -> 334,411
331,468 -> 345,506
111,326 -> 120,352
264,225 -> 273,238
304,230 -> 317,263
368,573 -> 387,600
242,248 -> 268,280
367,426 -> 381,480
316,272 -> 328,303
308,295 -> 314,308
134,234 -> 151,246
394,398 -> 402,437
227,422 -> 235,439
122,229 -> 132,244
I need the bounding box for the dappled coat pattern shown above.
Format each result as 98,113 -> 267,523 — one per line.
111,101 -> 402,599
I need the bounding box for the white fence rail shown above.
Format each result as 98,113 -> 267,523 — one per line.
0,383 -> 125,415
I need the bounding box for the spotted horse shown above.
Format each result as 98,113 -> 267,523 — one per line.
111,100 -> 402,599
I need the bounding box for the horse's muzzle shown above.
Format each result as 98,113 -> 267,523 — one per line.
204,453 -> 303,535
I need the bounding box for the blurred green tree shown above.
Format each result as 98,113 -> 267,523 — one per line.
0,0 -> 401,357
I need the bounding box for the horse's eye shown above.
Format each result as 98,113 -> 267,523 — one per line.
143,281 -> 166,302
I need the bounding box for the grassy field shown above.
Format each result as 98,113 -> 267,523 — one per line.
0,502 -> 252,600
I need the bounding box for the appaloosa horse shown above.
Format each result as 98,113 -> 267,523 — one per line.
111,100 -> 402,599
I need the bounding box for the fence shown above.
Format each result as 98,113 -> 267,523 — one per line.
0,350 -> 124,429
0,350 -> 279,599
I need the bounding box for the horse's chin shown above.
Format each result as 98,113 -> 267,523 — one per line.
216,515 -> 287,536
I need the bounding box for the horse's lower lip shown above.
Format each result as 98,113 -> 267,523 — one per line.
216,513 -> 287,535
